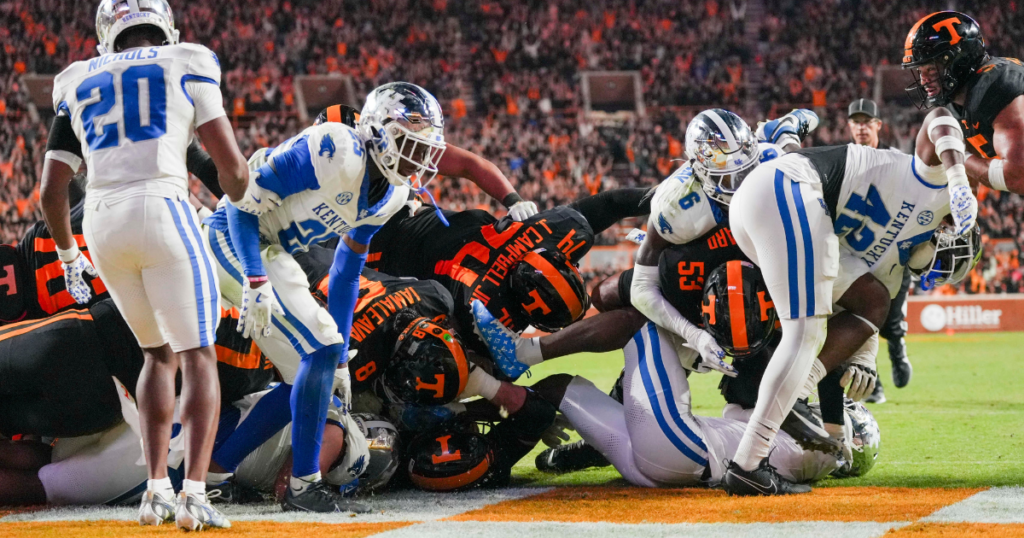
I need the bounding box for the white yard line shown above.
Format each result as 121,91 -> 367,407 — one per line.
370,521 -> 908,538
922,486 -> 1024,524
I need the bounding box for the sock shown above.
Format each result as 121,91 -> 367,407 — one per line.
148,477 -> 173,497
733,419 -> 779,471
205,472 -> 233,486
290,345 -> 342,478
182,479 -> 206,500
800,359 -> 827,400
824,422 -> 844,441
290,472 -> 322,494
211,382 -> 292,473
491,382 -> 527,414
518,337 -> 544,365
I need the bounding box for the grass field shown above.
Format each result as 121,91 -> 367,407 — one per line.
513,331 -> 1024,489
4,332 -> 1024,537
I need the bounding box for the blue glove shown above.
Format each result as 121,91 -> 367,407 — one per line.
757,109 -> 819,146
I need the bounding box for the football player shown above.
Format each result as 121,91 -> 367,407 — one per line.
39,0 -> 251,528
903,12 -> 1024,194
721,104 -> 975,495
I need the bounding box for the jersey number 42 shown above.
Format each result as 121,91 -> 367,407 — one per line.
76,64 -> 167,151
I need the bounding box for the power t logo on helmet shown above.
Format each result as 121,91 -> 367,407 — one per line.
700,261 -> 777,358
902,11 -> 987,109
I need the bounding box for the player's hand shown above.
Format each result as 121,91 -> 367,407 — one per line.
60,249 -> 98,305
230,169 -> 281,216
756,109 -> 819,146
237,279 -> 284,338
508,200 -> 539,221
541,413 -> 575,448
690,330 -> 737,377
333,364 -> 353,414
949,183 -> 978,235
840,364 -> 877,401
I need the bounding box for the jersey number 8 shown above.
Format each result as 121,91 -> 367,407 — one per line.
75,64 -> 167,151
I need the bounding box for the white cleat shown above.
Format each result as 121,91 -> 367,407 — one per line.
138,489 -> 175,526
175,491 -> 232,531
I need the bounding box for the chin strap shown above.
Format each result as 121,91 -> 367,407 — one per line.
415,186 -> 450,227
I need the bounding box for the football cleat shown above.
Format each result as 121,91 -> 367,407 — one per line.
866,380 -> 887,404
207,479 -> 266,505
756,109 -> 819,147
781,398 -> 844,453
890,342 -> 912,388
471,300 -> 529,380
174,491 -> 231,531
282,480 -> 371,514
723,458 -> 811,496
138,489 -> 175,526
536,440 -> 611,473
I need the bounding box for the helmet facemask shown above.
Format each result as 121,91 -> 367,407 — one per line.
685,109 -> 760,206
96,0 -> 179,55
916,224 -> 982,290
359,83 -> 447,190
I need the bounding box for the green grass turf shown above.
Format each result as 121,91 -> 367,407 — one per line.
511,331 -> 1024,489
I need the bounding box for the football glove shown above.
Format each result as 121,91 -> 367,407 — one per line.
669,329 -> 737,377
58,247 -> 98,305
333,364 -> 353,415
237,280 -> 284,338
948,182 -> 978,236
840,364 -> 878,402
508,200 -> 539,222
541,413 -> 575,448
756,109 -> 819,147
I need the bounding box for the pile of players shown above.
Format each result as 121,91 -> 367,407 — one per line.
1,4 -> 1017,528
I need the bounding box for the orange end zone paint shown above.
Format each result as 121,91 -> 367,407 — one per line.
886,523 -> 1024,537
446,487 -> 985,524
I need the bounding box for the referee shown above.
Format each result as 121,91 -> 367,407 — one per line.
847,98 -> 913,403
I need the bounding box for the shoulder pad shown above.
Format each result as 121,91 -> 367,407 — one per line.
52,61 -> 87,113
305,123 -> 367,189
757,142 -> 785,162
179,43 -> 222,85
650,165 -> 723,244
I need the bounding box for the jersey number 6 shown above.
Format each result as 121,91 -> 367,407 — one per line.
76,64 -> 167,151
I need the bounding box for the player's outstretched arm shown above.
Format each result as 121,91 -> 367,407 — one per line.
438,144 -> 537,221
196,117 -> 248,203
918,107 -> 976,235
965,95 -> 1024,194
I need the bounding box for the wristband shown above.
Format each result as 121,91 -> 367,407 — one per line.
502,192 -> 524,208
248,275 -> 268,284
989,158 -> 1007,192
55,243 -> 81,264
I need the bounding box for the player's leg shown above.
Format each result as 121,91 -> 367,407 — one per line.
38,421 -> 150,505
880,268 -> 912,392
143,197 -> 227,528
726,166 -> 835,495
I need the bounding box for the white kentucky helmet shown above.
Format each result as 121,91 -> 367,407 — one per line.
96,0 -> 180,55
358,82 -> 447,190
685,108 -> 760,205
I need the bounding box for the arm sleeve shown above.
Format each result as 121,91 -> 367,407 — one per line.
186,139 -> 225,198
630,263 -> 704,342
45,110 -> 84,172
225,202 -> 266,278
185,80 -> 226,127
254,139 -> 321,199
328,240 -> 369,363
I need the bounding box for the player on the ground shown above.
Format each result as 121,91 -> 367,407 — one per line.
903,12 -> 1024,194
39,0 -> 250,529
721,102 -> 976,495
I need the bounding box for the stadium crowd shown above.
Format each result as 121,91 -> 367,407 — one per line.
2,0 -> 1022,293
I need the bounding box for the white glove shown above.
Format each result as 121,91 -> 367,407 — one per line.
508,200 -> 539,221
541,413 -> 575,448
237,280 -> 284,338
333,364 -> 353,414
229,169 -> 282,216
688,330 -> 737,377
948,182 -> 978,236
840,364 -> 877,401
57,245 -> 98,305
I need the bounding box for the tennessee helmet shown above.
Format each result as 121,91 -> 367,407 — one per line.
95,0 -> 179,55
507,248 -> 590,332
833,399 -> 881,478
700,260 -> 777,357
406,422 -> 497,492
314,104 -> 360,127
357,82 -> 446,190
685,109 -> 760,205
902,11 -> 987,108
383,316 -> 469,406
912,223 -> 982,290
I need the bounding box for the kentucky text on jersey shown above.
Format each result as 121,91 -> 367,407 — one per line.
88,48 -> 160,72
311,202 -> 352,236
859,201 -> 915,266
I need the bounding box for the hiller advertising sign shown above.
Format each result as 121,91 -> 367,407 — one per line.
907,295 -> 1024,333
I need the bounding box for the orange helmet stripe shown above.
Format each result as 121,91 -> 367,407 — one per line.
522,251 -> 584,320
400,317 -> 470,398
904,11 -> 946,62
410,457 -> 490,491
326,105 -> 343,124
726,261 -> 748,350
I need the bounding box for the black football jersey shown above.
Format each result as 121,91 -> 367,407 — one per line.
947,56 -> 1024,159
214,308 -> 277,405
370,206 -> 594,355
15,200 -> 110,320
658,224 -> 750,326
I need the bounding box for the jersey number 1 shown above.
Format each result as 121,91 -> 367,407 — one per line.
76,65 -> 167,151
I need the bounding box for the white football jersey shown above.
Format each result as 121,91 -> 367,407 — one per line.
216,122 -> 410,254
650,142 -> 785,244
52,43 -> 222,200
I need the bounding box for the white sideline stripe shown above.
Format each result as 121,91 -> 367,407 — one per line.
0,488 -> 552,524
922,486 -> 1024,523
371,521 -> 907,538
